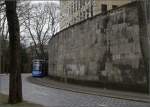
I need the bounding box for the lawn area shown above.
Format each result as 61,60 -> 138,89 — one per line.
0,94 -> 45,107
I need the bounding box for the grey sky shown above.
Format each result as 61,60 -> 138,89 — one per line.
31,0 -> 59,4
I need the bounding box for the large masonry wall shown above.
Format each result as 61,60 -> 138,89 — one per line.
0,38 -> 1,73
48,2 -> 148,93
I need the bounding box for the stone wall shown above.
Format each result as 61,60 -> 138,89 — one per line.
0,38 -> 1,73
48,2 -> 148,93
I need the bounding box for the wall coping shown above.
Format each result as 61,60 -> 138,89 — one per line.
49,1 -> 138,44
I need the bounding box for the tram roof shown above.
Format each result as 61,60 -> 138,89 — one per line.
32,59 -> 47,62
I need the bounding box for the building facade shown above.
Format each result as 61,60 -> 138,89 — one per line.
60,0 -> 134,30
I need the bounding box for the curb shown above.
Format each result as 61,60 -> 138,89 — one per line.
27,76 -> 150,103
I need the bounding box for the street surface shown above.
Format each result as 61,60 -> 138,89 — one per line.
0,74 -> 150,107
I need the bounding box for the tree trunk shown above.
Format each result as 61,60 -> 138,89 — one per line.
5,0 -> 22,103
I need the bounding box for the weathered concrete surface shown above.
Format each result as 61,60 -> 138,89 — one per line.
48,2 -> 149,93
137,0 -> 150,94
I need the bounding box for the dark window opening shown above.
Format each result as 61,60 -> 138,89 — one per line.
101,4 -> 107,13
112,5 -> 118,9
80,12 -> 82,20
91,5 -> 93,17
87,9 -> 89,18
83,11 -> 85,19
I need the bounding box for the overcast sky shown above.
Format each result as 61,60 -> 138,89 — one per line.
31,0 -> 59,4
21,0 -> 60,47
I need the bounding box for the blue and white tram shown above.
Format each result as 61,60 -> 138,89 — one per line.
32,59 -> 48,77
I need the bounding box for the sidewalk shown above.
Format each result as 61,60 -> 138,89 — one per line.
0,93 -> 45,107
27,76 -> 150,103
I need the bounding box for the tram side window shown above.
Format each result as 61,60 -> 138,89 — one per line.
33,63 -> 40,71
39,63 -> 42,71
33,65 -> 36,70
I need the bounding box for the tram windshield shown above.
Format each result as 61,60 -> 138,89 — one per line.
33,62 -> 40,71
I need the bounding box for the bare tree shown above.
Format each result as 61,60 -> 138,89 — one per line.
0,1 -> 5,15
0,1 -> 31,74
5,0 -> 22,103
1,1 -> 60,59
23,2 -> 59,59
0,1 -> 8,40
0,1 -> 32,43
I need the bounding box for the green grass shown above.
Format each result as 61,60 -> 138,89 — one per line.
0,94 -> 45,107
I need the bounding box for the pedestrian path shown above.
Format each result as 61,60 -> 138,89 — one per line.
28,76 -> 150,103
0,93 -> 45,107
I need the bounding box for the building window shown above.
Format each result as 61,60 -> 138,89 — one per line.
101,4 -> 107,13
80,12 -> 82,20
83,11 -> 85,19
87,8 -> 89,18
77,0 -> 79,10
80,0 -> 85,8
83,0 -> 85,6
112,5 -> 118,9
91,4 -> 93,17
86,0 -> 89,4
71,4 -> 73,13
69,8 -> 70,15
74,17 -> 76,23
80,0 -> 82,8
74,2 -> 76,12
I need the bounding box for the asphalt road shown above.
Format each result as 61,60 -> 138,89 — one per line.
0,74 -> 150,107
